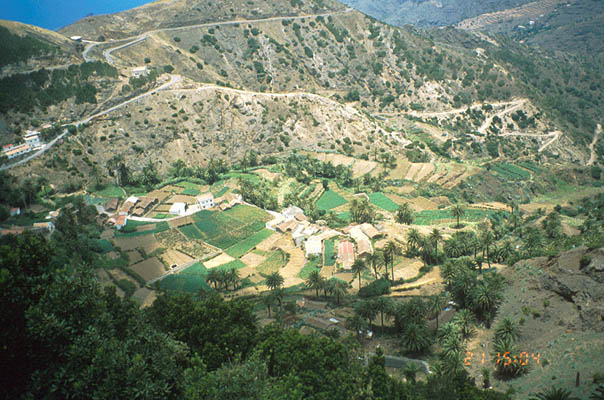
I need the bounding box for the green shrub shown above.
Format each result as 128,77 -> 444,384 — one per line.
358,278 -> 391,298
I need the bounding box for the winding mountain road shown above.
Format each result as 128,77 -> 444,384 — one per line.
0,75 -> 181,171
84,9 -> 354,65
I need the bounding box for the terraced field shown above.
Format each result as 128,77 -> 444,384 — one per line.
368,192 -> 400,212
179,204 -> 270,249
414,208 -> 508,225
316,189 -> 348,211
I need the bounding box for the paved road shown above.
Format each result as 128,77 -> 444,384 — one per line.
84,9 -> 353,64
0,75 -> 181,171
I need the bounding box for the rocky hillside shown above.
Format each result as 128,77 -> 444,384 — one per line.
340,0 -> 533,28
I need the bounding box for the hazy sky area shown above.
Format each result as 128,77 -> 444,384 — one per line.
1,0 -> 152,30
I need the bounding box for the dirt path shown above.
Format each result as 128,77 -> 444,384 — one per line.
477,99 -> 526,134
500,130 -> 561,152
587,124 -> 602,166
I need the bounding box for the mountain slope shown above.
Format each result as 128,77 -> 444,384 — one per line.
0,20 -> 83,76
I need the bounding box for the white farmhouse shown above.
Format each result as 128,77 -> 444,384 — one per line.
196,193 -> 215,210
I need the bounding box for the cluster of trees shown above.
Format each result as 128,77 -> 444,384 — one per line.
238,177 -> 278,211
206,267 -> 242,291
170,158 -> 229,184
440,257 -> 506,327
0,26 -> 58,67
0,61 -> 117,113
283,153 -> 354,187
0,171 -> 43,218
305,270 -> 349,304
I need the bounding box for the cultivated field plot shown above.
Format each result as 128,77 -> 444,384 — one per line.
161,249 -> 194,267
114,222 -> 169,238
491,162 -> 532,180
156,229 -> 213,259
413,208 -> 508,225
224,229 -> 274,258
368,192 -> 400,212
126,250 -> 143,265
160,262 -> 211,293
161,185 -> 185,194
316,190 -> 348,211
146,190 -> 172,202
180,205 -> 270,249
213,259 -> 246,271
323,239 -> 336,266
113,234 -> 160,253
168,195 -> 197,204
129,257 -> 165,282
255,250 -> 288,275
204,253 -> 236,269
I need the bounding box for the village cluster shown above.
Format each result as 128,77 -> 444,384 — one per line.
2,130 -> 44,160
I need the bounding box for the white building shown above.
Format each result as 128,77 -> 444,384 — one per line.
305,236 -> 323,258
169,202 -> 187,216
196,193 -> 215,210
132,66 -> 149,78
24,131 -> 41,148
3,143 -> 31,159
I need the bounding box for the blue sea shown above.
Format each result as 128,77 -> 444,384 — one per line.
1,0 -> 153,31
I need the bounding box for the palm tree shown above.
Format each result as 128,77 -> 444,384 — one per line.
266,271 -> 284,291
529,388 -> 580,400
430,228 -> 443,259
406,229 -> 423,254
403,363 -> 421,384
206,269 -> 219,289
227,267 -> 240,290
384,240 -> 398,283
263,293 -> 276,317
452,309 -> 476,340
428,293 -> 449,330
351,259 -> 368,290
495,317 -> 520,343
451,204 -> 465,228
401,322 -> 432,355
480,230 -> 495,269
355,300 -> 378,327
374,297 -> 392,331
346,314 -> 368,340
305,270 -> 324,298
367,251 -> 383,279
328,278 -> 348,305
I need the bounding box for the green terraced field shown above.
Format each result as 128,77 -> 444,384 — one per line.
368,192 -> 399,212
491,163 -> 532,180
182,188 -> 200,196
316,190 -> 348,211
115,222 -> 169,237
323,239 -> 336,266
298,257 -> 321,279
214,259 -> 246,271
224,229 -> 273,258
180,205 -> 270,249
159,262 -> 210,293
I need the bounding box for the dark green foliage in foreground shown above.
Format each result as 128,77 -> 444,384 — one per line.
0,26 -> 60,67
0,61 -> 117,113
0,231 -> 514,399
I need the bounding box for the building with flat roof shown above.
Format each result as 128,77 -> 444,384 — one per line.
338,241 -> 355,270
170,202 -> 187,216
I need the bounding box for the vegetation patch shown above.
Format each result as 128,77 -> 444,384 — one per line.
93,185 -> 126,198
224,229 -> 273,258
256,249 -> 288,275
413,208 -> 507,225
159,262 -> 211,293
368,192 -> 399,212
316,190 -> 348,211
297,256 -> 321,279
323,239 -> 336,266
182,205 -> 270,249
490,163 -> 532,180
